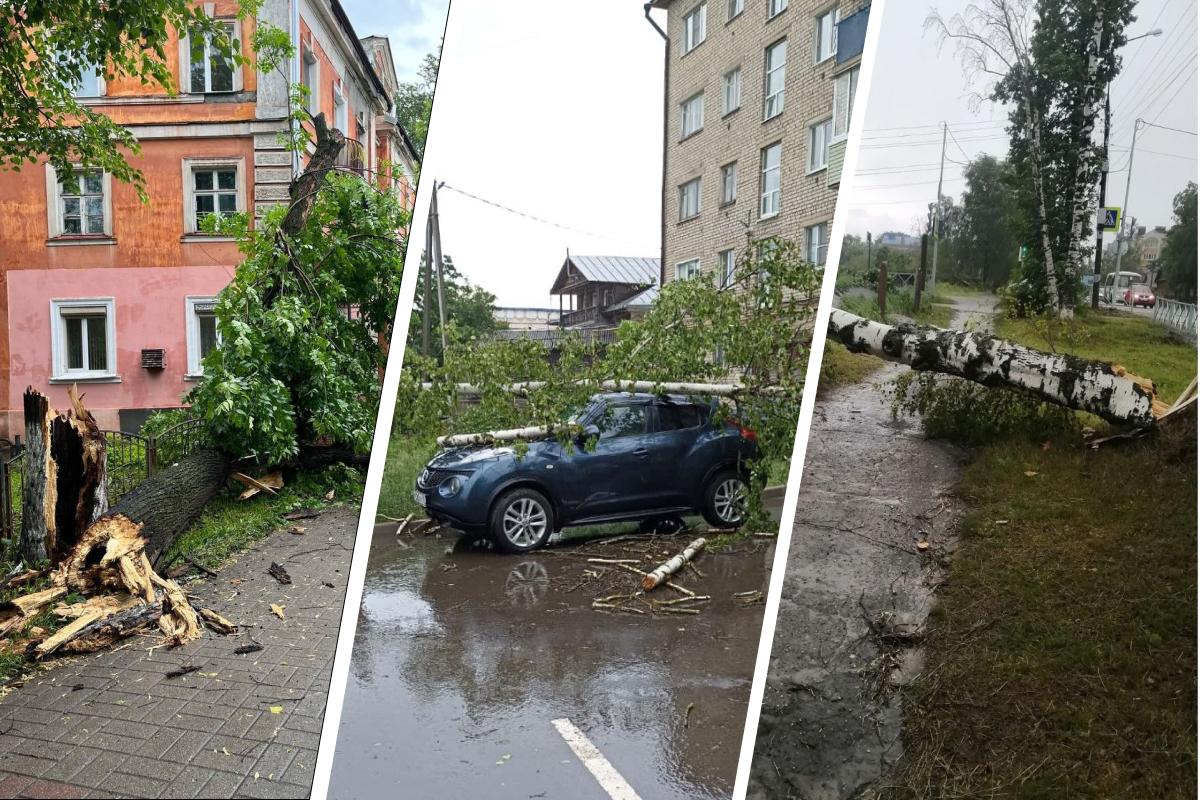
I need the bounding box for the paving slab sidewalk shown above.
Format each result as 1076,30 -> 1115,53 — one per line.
0,506 -> 358,799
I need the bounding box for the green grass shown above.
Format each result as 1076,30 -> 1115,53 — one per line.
165,463 -> 364,571
996,312 -> 1197,404
376,434 -> 438,520
841,290 -> 953,328
891,436 -> 1197,799
819,339 -> 884,394
932,282 -> 988,301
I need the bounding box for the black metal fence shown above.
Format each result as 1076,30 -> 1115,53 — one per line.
0,418 -> 206,543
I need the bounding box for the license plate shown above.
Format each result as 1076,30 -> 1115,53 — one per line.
412,490 -> 427,507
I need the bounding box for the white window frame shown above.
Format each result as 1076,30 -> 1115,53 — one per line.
185,296 -> 221,377
333,80 -> 349,133
815,7 -> 840,63
675,259 -> 701,281
720,162 -> 738,205
181,157 -> 246,236
181,19 -> 241,94
763,39 -> 787,120
301,43 -> 320,115
769,0 -> 789,18
727,0 -> 744,20
50,298 -> 117,382
760,142 -> 782,219
719,249 -> 736,287
808,118 -> 832,173
679,177 -> 701,221
680,92 -> 705,139
722,67 -> 742,115
832,66 -> 860,142
807,223 -> 829,264
682,3 -> 707,54
55,49 -> 105,98
45,164 -> 113,240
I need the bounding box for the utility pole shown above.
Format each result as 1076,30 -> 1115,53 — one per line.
429,181 -> 448,359
1091,92 -> 1111,309
931,121 -> 947,290
421,191 -> 433,357
1112,119 -> 1143,295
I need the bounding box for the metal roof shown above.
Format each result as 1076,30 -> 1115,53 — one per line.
551,255 -> 660,293
605,284 -> 659,312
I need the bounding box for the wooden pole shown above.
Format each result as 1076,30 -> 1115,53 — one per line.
430,181 -> 448,358
876,260 -> 888,319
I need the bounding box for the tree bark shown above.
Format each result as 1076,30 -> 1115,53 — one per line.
20,389 -> 55,563
828,309 -> 1163,426
643,538 -> 707,591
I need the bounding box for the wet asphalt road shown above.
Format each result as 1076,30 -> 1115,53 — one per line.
327,528 -> 773,800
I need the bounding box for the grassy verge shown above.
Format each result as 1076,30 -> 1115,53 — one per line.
932,282 -> 988,301
376,434 -> 438,520
819,339 -> 883,394
890,310 -> 1197,797
164,463 -> 363,571
842,290 -> 953,328
997,312 -> 1196,403
892,436 -> 1196,798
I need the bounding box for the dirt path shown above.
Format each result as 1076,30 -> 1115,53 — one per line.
0,506 -> 357,799
747,295 -> 996,800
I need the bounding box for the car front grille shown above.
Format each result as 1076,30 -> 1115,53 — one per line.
417,468 -> 453,490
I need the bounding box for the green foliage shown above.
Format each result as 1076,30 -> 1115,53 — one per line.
407,255 -> 501,361
818,339 -> 882,394
187,173 -> 409,462
394,50 -> 439,159
394,238 -> 820,531
957,155 -> 1020,289
1160,182 -> 1197,303
2,1 -> 258,196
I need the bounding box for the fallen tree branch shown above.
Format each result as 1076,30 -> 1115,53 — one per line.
828,309 -> 1163,426
642,538 -> 706,591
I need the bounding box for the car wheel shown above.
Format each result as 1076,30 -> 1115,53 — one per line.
701,470 -> 748,529
489,488 -> 555,553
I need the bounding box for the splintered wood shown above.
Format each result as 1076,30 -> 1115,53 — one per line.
573,534 -> 714,617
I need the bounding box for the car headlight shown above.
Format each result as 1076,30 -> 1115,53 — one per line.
438,474 -> 466,498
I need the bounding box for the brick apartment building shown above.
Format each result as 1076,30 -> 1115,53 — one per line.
652,0 -> 870,287
0,0 -> 418,440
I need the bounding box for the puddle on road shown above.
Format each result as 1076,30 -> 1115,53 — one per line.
329,530 -> 770,800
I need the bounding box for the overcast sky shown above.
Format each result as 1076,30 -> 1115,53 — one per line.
406,0 -> 665,308
846,0 -> 1198,242
339,0 -> 447,84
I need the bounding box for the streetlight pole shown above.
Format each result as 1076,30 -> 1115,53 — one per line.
1112,118 -> 1144,300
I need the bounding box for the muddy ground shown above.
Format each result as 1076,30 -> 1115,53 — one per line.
328,524 -> 775,799
747,298 -> 992,799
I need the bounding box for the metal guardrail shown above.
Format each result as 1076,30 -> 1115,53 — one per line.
0,418 -> 205,543
1151,298 -> 1198,340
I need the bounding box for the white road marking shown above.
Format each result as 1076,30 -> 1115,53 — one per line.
551,717 -> 643,800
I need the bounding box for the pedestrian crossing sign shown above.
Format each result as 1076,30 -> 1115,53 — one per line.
1101,206 -> 1121,232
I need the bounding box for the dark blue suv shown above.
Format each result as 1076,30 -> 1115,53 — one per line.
413,393 -> 759,552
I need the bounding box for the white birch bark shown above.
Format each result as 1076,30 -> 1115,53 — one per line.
437,423 -> 582,448
422,380 -> 756,398
642,538 -> 707,591
828,309 -> 1159,426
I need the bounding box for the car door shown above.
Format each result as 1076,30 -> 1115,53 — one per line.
643,401 -> 704,507
566,400 -> 652,519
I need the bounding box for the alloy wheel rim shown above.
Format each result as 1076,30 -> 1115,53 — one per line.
714,478 -> 747,523
502,497 -> 548,546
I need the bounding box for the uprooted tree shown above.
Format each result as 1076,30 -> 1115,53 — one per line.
394,237 -> 822,529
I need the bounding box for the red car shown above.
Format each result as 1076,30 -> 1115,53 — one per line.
1124,284 -> 1156,308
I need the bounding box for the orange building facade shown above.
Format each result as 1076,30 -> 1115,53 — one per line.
0,0 -> 417,439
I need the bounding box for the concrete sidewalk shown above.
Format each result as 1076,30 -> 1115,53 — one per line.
0,506 -> 358,799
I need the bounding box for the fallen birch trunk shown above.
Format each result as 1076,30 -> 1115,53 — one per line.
642,538 -> 706,591
827,309 -> 1163,426
437,423 -> 582,448
422,380 -> 784,398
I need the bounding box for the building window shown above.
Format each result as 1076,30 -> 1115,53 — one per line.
676,259 -> 701,281
728,0 -> 744,20
720,162 -> 737,205
50,298 -> 117,381
679,178 -> 701,221
832,66 -> 860,141
188,21 -> 238,93
808,119 -> 832,172
722,68 -> 742,115
47,166 -> 111,239
807,223 -> 828,264
769,0 -> 789,17
759,142 -> 781,219
183,158 -> 244,235
816,8 -> 839,62
301,44 -> 320,114
682,3 -> 707,54
719,249 -> 736,287
56,50 -> 104,98
186,297 -> 221,376
680,92 -> 704,138
763,39 -> 787,120
333,81 -> 348,133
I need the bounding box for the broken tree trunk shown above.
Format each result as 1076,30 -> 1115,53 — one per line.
20,389 -> 55,563
643,538 -> 707,591
423,380 -> 776,398
827,309 -> 1163,426
438,423 -> 583,448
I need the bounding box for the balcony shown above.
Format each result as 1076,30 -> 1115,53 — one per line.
836,6 -> 870,64
335,137 -> 368,177
561,306 -> 606,328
